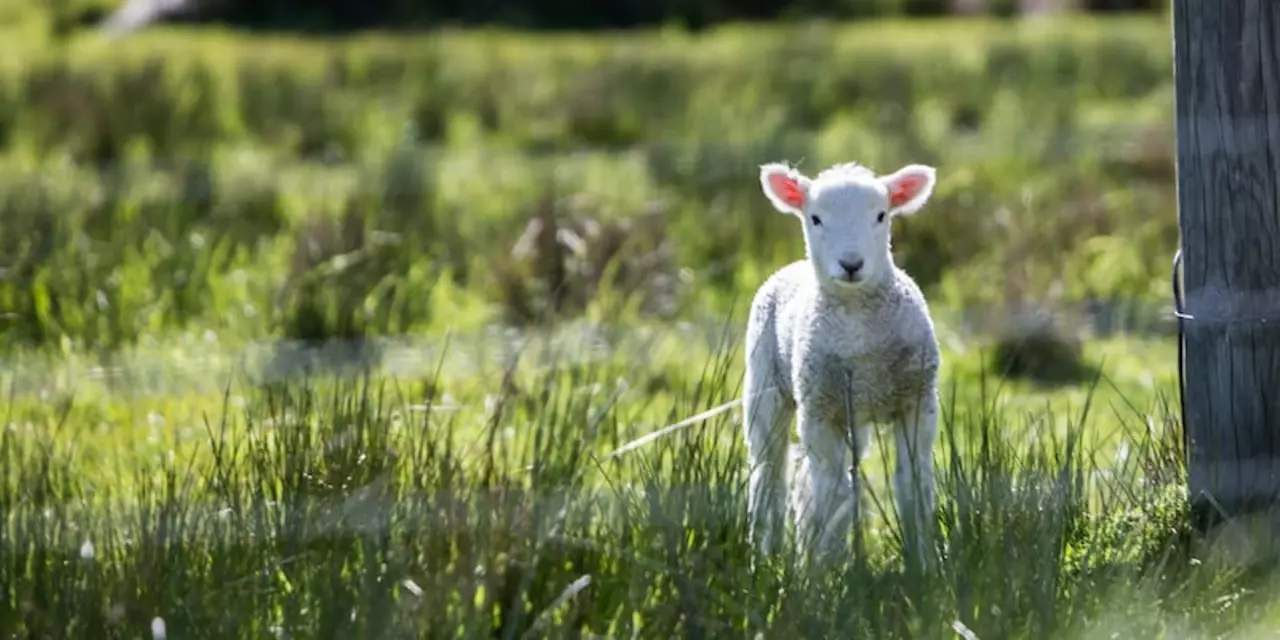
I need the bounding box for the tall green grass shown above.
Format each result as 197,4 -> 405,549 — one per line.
0,17 -> 1225,636
1,330 -> 1272,639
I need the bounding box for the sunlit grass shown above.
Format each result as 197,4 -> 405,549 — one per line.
3,324 -> 1272,638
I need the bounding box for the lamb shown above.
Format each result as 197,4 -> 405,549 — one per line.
742,160 -> 942,566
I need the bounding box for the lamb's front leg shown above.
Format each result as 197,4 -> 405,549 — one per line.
895,387 -> 939,569
792,402 -> 855,562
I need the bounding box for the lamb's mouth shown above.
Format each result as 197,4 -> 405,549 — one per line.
831,274 -> 866,288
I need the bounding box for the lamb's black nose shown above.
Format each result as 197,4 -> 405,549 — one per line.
839,258 -> 864,279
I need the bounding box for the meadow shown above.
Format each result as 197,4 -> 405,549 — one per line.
4,12 -> 1276,639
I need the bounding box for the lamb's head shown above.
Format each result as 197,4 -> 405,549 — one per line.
759,161 -> 937,291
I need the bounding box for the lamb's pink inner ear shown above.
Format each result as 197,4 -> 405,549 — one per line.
889,174 -> 926,208
768,173 -> 806,209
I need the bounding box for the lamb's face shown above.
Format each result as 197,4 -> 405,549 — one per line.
802,177 -> 892,288
759,161 -> 938,291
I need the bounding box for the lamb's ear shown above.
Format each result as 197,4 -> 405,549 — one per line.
880,164 -> 937,216
759,163 -> 811,216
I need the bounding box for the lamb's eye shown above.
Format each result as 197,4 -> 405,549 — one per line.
876,211 -> 887,223
810,215 -> 822,226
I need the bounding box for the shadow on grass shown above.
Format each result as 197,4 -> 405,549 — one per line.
987,318 -> 1102,389
0,326 -> 1271,639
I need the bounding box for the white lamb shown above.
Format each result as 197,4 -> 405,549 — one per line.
743,160 -> 942,566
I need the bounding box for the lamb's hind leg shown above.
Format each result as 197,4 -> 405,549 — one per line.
895,387 -> 939,569
744,361 -> 793,556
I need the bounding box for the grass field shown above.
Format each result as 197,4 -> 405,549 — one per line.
6,12 -> 1280,639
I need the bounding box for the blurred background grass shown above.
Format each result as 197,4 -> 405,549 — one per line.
2,2 -> 1239,637
0,4 -> 1176,356
0,0 -> 1186,519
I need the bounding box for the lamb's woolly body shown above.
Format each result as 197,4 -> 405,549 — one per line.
747,260 -> 938,425
745,160 -> 942,566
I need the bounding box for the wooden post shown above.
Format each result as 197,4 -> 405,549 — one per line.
1173,0 -> 1280,530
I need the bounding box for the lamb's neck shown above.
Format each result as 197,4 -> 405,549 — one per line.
815,273 -> 898,314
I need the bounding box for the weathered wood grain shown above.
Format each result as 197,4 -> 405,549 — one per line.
1174,0 -> 1280,527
